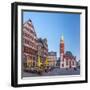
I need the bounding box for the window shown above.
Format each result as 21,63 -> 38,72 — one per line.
24,39 -> 29,44
66,60 -> 68,65
62,64 -> 64,67
73,61 -> 74,65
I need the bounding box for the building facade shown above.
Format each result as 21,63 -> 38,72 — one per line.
37,38 -> 48,66
48,52 -> 57,67
60,35 -> 77,68
23,19 -> 38,68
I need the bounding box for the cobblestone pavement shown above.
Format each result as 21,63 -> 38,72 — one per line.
22,67 -> 80,77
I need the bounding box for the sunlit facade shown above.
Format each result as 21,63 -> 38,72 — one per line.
48,52 -> 57,67
23,19 -> 38,68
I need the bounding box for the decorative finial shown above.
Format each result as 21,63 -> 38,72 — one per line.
61,34 -> 64,41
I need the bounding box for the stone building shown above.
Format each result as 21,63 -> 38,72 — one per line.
48,51 -> 57,67
37,38 -> 48,66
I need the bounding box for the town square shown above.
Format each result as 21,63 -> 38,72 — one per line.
22,12 -> 80,77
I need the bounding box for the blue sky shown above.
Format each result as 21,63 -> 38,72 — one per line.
23,11 -> 80,61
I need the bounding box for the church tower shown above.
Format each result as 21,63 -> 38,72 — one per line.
60,35 -> 64,68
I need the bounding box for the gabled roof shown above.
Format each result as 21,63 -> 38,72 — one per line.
64,51 -> 76,60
